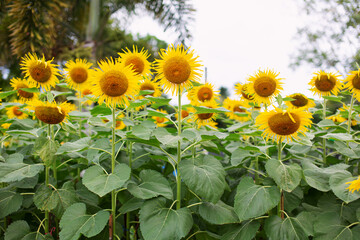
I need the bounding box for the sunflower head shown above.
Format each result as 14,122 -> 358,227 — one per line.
346,176 -> 360,193
30,100 -> 74,124
64,59 -> 93,90
247,69 -> 283,105
118,46 -> 151,76
343,68 -> 360,100
20,53 -> 60,91
256,107 -> 312,143
1,123 -> 11,129
309,70 -> 342,96
223,98 -> 250,122
152,109 -> 169,127
75,85 -> 94,106
235,82 -> 254,102
193,101 -> 218,128
90,58 -> 140,107
10,77 -> 39,102
154,44 -> 202,95
138,77 -> 162,98
6,103 -> 28,120
285,93 -> 315,110
187,82 -> 219,105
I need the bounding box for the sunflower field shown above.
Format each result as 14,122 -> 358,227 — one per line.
1,45 -> 360,240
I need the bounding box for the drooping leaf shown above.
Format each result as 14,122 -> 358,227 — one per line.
56,137 -> 91,155
83,164 -> 131,197
127,169 -> 173,200
153,128 -> 180,148
220,221 -> 260,240
179,155 -> 226,203
139,197 -> 193,240
234,177 -> 280,221
198,201 -> 239,225
59,203 -> 109,240
0,190 -> 23,218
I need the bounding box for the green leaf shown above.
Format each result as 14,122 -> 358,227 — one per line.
4,220 -> 29,240
20,87 -> 40,93
317,119 -> 337,128
333,141 -> 358,159
131,120 -> 156,140
193,106 -> 230,113
220,221 -> 260,240
47,91 -> 54,103
198,201 -> 239,225
118,197 -> 144,215
329,171 -> 360,203
265,158 -> 302,192
230,148 -> 252,166
179,155 -> 226,203
314,211 -> 353,240
76,181 -> 99,206
59,203 -> 110,240
139,197 -> 193,240
38,139 -> 59,166
153,128 -> 180,148
234,177 -> 280,221
296,212 -> 315,237
127,169 -> 173,200
146,96 -> 171,108
265,215 -> 307,240
127,99 -> 149,109
0,90 -> 17,99
83,164 -> 131,197
323,95 -> 344,102
0,190 -> 23,218
90,105 -> 111,116
323,133 -> 353,141
56,137 -> 91,155
34,181 -> 79,218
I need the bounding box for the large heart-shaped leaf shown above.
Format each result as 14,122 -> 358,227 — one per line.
127,169 -> 173,200
5,220 -> 52,240
179,155 -> 226,203
198,201 -> 239,225
265,215 -> 307,240
83,164 -> 130,197
139,197 -> 193,240
0,190 -> 23,218
220,221 -> 260,240
234,177 -> 280,221
59,203 -> 109,240
329,171 -> 360,203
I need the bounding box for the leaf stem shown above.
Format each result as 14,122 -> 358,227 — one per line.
111,106 -> 117,238
346,94 -> 355,164
322,98 -> 327,165
277,139 -> 284,219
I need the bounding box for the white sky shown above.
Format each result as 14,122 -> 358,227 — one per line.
125,0 -> 317,103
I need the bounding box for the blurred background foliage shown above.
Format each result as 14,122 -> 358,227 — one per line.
0,0 -> 195,90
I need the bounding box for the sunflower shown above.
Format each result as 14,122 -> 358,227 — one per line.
75,85 -> 94,106
193,101 -> 218,128
154,44 -> 202,95
138,77 -> 162,98
63,59 -> 93,90
326,115 -> 347,124
102,113 -> 127,129
175,106 -> 195,123
118,46 -> 151,76
235,82 -> 254,103
90,58 -> 139,107
10,77 -> 39,102
285,93 -> 315,110
152,109 -> 169,127
187,82 -> 219,106
343,68 -> 360,101
223,98 -> 250,122
6,104 -> 28,119
1,123 -> 11,129
309,70 -> 342,97
256,107 -> 312,143
346,176 -> 360,193
29,99 -> 74,124
247,69 -> 283,105
20,53 -> 60,91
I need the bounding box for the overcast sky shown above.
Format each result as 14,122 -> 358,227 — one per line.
125,0 -> 317,103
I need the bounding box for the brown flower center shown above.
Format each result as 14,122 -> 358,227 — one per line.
12,106 -> 23,116
29,63 -> 52,83
268,113 -> 301,136
16,83 -> 34,99
70,67 -> 88,83
100,70 -> 128,97
198,113 -> 213,120
163,56 -> 191,84
197,87 -> 213,102
125,56 -> 145,75
35,106 -> 65,124
82,89 -> 92,95
253,77 -> 277,97
290,94 -> 308,107
315,75 -> 336,91
352,74 -> 360,90
140,83 -> 155,96
234,105 -> 246,112
181,110 -> 189,119
156,117 -> 165,123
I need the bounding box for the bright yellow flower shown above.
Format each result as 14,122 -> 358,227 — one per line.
1,123 -> 11,129
63,59 -> 93,90
29,99 -> 74,124
256,107 -> 312,143
346,176 -> 360,193
152,109 -> 169,127
285,93 -> 315,110
343,68 -> 360,101
154,44 -> 202,95
193,101 -> 218,129
118,46 -> 151,76
138,77 -> 162,98
223,98 -> 250,122
187,82 -> 220,106
247,69 -> 284,105
20,53 -> 60,91
10,77 -> 39,103
235,82 -> 255,105
75,86 -> 94,106
309,70 -> 342,96
6,104 -> 28,120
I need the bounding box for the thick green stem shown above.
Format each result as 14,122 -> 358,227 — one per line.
176,89 -> 182,210
322,99 -> 327,165
50,125 -> 57,187
45,166 -> 49,233
346,95 -> 355,164
111,107 -> 116,238
255,156 -> 259,184
126,140 -> 133,240
277,139 -> 284,219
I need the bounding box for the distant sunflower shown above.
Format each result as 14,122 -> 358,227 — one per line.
346,176 -> 360,193
175,107 -> 194,123
326,114 -> 351,125
309,70 -> 342,96
90,58 -> 139,107
154,44 -> 202,95
152,109 -> 168,127
235,82 -> 254,103
118,46 -> 151,76
193,101 -> 218,128
187,82 -> 219,106
247,69 -> 283,105
75,86 -> 94,106
10,77 -> 39,102
63,59 -> 93,90
256,107 -> 312,143
343,68 -> 360,101
1,123 -> 11,129
20,53 -> 60,91
138,77 -> 162,98
6,104 -> 28,119
223,98 -> 250,122
285,93 -> 315,110
30,100 -> 74,124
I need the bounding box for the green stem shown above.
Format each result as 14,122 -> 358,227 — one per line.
45,165 -> 49,233
50,125 -> 57,187
346,95 -> 355,164
111,107 -> 116,238
255,156 -> 259,184
126,141 -> 133,240
78,88 -> 83,138
176,89 -> 182,210
322,99 -> 327,165
277,139 -> 284,219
